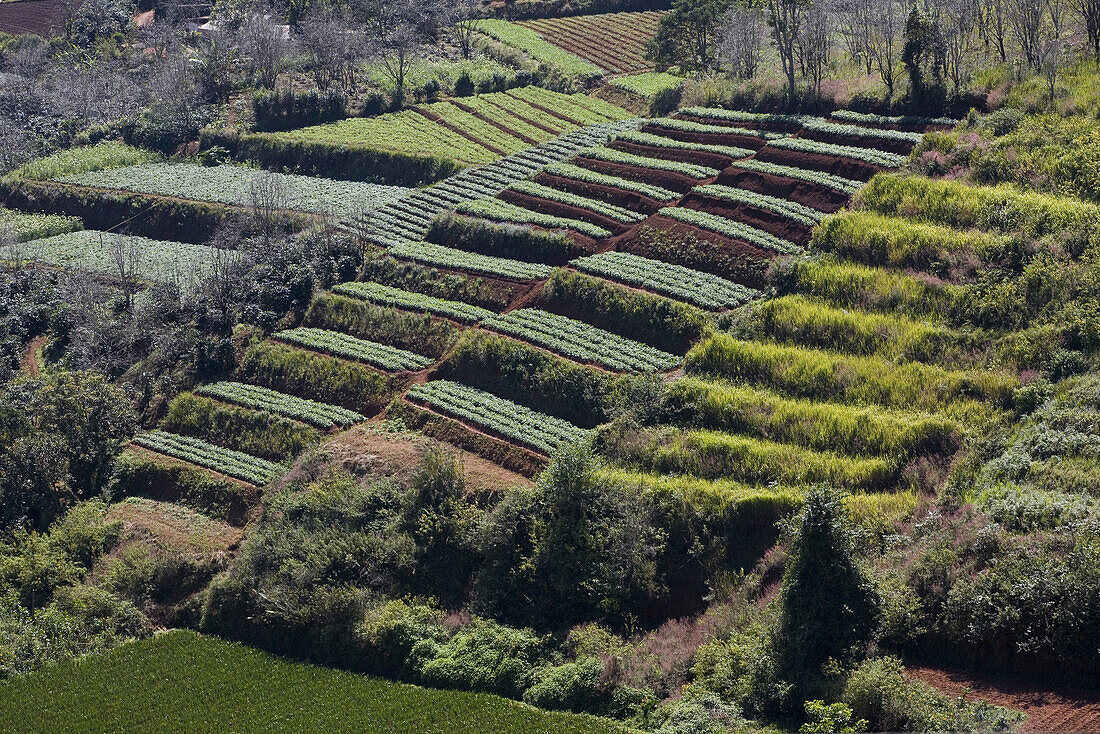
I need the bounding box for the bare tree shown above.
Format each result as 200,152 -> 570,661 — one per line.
942,0 -> 975,94
109,233 -> 143,312
835,0 -> 875,72
1075,0 -> 1100,59
798,0 -> 831,94
297,6 -> 365,91
767,0 -> 808,104
248,172 -> 290,242
361,0 -> 436,106
720,1 -> 767,78
869,0 -> 903,96
450,0 -> 483,59
1008,0 -> 1046,69
236,6 -> 291,89
1036,33 -> 1067,99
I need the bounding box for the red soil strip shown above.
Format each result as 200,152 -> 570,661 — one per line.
676,113 -> 803,134
618,217 -> 774,287
497,189 -> 630,236
413,108 -> 507,157
20,334 -> 47,376
576,157 -> 700,194
679,193 -> 814,246
754,145 -> 882,182
0,0 -> 64,36
909,667 -> 1100,733
609,139 -> 736,172
450,100 -> 540,145
801,128 -> 917,156
715,168 -> 852,213
641,123 -> 770,151
534,172 -> 666,215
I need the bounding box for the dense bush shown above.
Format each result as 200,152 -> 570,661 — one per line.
253,89 -> 347,133
304,293 -> 457,359
111,451 -> 260,525
161,393 -> 321,462
427,213 -> 585,265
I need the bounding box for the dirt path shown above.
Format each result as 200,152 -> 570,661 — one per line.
20,334 -> 46,376
909,667 -> 1100,732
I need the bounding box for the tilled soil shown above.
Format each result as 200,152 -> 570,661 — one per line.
715,169 -> 851,213
678,193 -> 814,246
497,188 -> 630,236
755,146 -> 883,182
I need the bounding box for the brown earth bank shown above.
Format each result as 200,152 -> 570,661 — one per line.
19,334 -> 47,376
535,172 -> 666,214
497,188 -> 631,236
909,667 -> 1100,733
801,128 -> 917,155
618,218 -> 773,286
679,193 -> 814,246
755,145 -> 883,181
608,139 -> 737,172
576,156 -> 703,193
0,0 -> 63,36
715,168 -> 852,213
676,113 -> 804,134
640,123 -> 771,150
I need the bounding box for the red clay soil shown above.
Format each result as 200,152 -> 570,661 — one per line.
755,145 -> 882,181
618,217 -> 774,287
0,0 -> 65,36
679,193 -> 814,246
609,139 -> 736,172
676,113 -> 803,134
640,123 -> 770,150
497,188 -> 631,236
716,168 -> 852,213
534,172 -> 667,215
19,334 -> 47,376
577,157 -> 701,194
801,128 -> 917,156
909,667 -> 1100,732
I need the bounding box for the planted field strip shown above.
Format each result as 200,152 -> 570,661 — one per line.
659,207 -> 801,254
542,162 -> 679,202
0,207 -> 82,242
452,96 -> 559,141
3,230 -> 228,286
766,137 -> 907,167
578,147 -> 718,179
602,467 -> 804,511
457,198 -> 612,238
571,251 -> 757,310
802,119 -> 924,147
196,382 -> 364,429
352,119 -> 641,246
332,281 -> 494,323
477,19 -> 602,77
516,12 -> 665,74
615,130 -> 753,160
728,159 -> 863,194
692,184 -> 825,225
133,430 -> 283,485
667,377 -> 960,457
505,86 -> 634,126
610,72 -> 682,98
483,308 -> 681,372
830,110 -> 959,127
508,180 -> 646,223
57,163 -> 409,217
679,107 -> 812,129
388,240 -> 554,280
426,101 -> 531,155
407,379 -> 589,455
643,117 -> 783,141
274,327 -> 433,371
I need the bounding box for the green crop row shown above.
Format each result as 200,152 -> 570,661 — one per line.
484,307 -> 681,372
728,159 -> 863,194
810,210 -> 1010,270
620,426 -> 898,492
332,281 -> 494,323
692,184 -> 824,226
505,86 -> 632,124
477,19 -> 603,78
0,208 -> 83,242
643,117 -> 781,140
679,107 -> 811,128
407,379 -> 589,455
133,430 -> 283,486
571,250 -> 757,310
59,163 -> 409,217
430,101 -> 531,155
666,376 -> 961,457
14,141 -> 162,181
197,381 -> 365,429
456,197 -> 612,238
275,326 -> 433,372
768,137 -> 908,167
472,93 -> 571,134
609,72 -> 683,98
541,162 -> 679,201
658,207 -> 801,254
831,110 -> 959,127
509,180 -> 645,223
388,240 -> 553,280
577,147 -> 719,179
685,332 -> 1017,417
802,119 -> 925,144
305,293 -> 457,358
616,130 -> 753,160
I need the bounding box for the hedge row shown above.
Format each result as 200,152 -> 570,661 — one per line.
427,212 -> 586,265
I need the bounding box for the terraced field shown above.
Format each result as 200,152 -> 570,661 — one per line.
514,12 -> 666,75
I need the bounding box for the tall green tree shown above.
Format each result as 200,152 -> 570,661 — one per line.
647,0 -> 735,72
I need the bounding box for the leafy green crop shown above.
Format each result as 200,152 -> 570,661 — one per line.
197,381 -> 365,429
275,327 -> 434,371
133,430 -> 283,485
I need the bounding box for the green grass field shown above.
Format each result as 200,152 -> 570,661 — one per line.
0,631 -> 633,734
